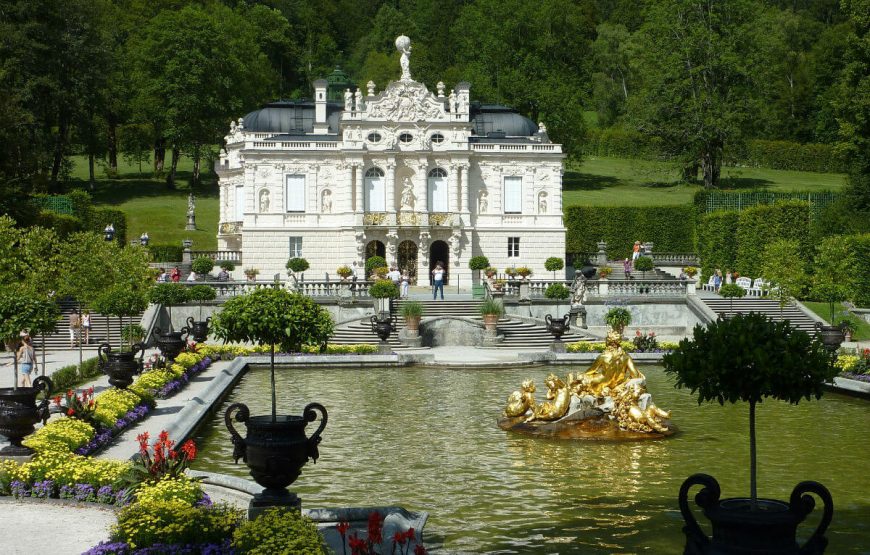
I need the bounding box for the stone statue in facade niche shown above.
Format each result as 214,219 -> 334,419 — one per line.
344,89 -> 353,111
355,89 -> 363,112
449,90 -> 457,113
259,189 -> 270,212
400,176 -> 415,211
478,189 -> 488,213
396,35 -> 412,81
538,192 -> 547,214
321,189 -> 333,213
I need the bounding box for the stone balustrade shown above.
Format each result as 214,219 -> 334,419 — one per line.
177,279 -> 370,299
191,251 -> 243,263
650,252 -> 700,266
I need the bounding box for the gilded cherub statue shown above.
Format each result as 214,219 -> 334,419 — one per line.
612,379 -> 671,433
573,329 -> 644,397
527,374 -> 571,422
504,379 -> 536,417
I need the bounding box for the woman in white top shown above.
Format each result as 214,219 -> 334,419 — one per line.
400,271 -> 410,298
432,264 -> 445,300
187,271 -> 198,282
82,311 -> 91,344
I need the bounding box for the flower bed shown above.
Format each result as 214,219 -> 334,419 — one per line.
836,349 -> 870,380
566,339 -> 681,353
197,343 -> 378,360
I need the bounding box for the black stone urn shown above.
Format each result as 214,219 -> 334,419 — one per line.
225,402 -> 327,506
546,313 -> 571,353
370,311 -> 395,354
154,326 -> 189,362
98,342 -> 145,389
814,322 -> 845,352
679,473 -> 833,554
186,316 -> 212,343
0,376 -> 52,456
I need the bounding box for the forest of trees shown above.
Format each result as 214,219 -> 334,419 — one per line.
0,0 -> 867,215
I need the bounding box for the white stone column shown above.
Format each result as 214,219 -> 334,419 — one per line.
460,164 -> 469,213
448,164 -> 459,213
417,160 -> 428,213
385,162 -> 396,213
354,164 -> 363,213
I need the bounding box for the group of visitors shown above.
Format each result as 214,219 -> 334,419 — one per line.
620,240 -> 645,279
67,310 -> 91,347
386,266 -> 411,298
711,269 -> 739,293
157,267 -> 182,282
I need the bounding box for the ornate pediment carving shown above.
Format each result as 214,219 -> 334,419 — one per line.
365,80 -> 449,123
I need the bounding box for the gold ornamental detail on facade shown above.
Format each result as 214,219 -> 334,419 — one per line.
219,221 -> 243,235
429,212 -> 450,226
363,212 -> 388,226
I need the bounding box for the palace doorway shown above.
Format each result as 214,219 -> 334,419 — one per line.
398,240 -> 418,284
365,240 -> 385,260
429,240 -> 449,285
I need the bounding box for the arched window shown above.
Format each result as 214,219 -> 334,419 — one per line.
364,167 -> 385,211
428,167 -> 448,212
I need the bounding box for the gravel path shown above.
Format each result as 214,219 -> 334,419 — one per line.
0,498 -> 116,554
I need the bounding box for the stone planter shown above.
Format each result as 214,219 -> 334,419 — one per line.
482,314 -> 499,332
98,343 -> 145,389
187,316 -> 212,343
225,402 -> 327,510
679,473 -> 832,554
404,315 -> 421,336
814,322 -> 845,352
154,327 -> 190,363
0,376 -> 52,456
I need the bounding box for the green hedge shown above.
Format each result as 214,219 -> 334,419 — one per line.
848,233 -> 870,308
35,210 -> 82,238
735,201 -> 811,278
737,140 -> 848,173
86,207 -> 127,246
694,190 -> 839,218
696,211 -> 739,281
564,205 -> 695,259
148,244 -> 183,262
49,357 -> 101,393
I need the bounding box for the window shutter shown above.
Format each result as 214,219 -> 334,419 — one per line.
429,175 -> 448,212
365,175 -> 385,211
504,177 -> 522,213
234,186 -> 245,220
286,175 -> 306,212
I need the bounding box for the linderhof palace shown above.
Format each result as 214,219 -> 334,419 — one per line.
216,36 -> 566,286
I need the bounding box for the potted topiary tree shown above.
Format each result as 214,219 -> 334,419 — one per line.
214,287 -> 333,510
191,256 -> 215,280
365,256 -> 386,279
186,284 -> 217,342
336,265 -> 353,281
634,256 -> 654,279
469,255 -> 490,298
604,307 -> 631,336
219,260 -> 236,273
545,257 -> 564,280
545,283 -> 571,318
479,298 -> 504,332
244,267 -> 259,281
149,282 -> 191,362
718,283 -> 746,316
515,266 -> 532,279
0,293 -> 57,455
811,235 -> 856,345
369,279 -> 399,315
664,313 -> 836,554
598,267 -> 613,279
286,257 -> 309,278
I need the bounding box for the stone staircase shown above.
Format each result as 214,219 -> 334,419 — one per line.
31,300 -> 146,351
328,299 -> 593,350
604,263 -> 676,281
700,298 -> 819,333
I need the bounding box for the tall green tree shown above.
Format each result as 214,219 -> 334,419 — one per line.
628,0 -> 761,188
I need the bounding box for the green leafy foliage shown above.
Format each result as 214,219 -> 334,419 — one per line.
634,256 -> 653,272
285,257 -> 310,273
735,201 -> 812,278
604,307 -> 632,331
0,293 -> 60,343
218,260 -> 236,271
186,285 -> 217,303
365,256 -> 386,276
121,324 -> 146,344
469,256 -> 490,270
847,234 -> 870,307
811,235 -> 858,321
149,283 -> 190,307
93,286 -> 148,319
87,208 -> 127,246
564,205 -> 695,258
762,239 -> 809,307
479,298 -> 505,316
369,279 -> 399,299
544,257 -> 564,272
400,301 -> 424,318
191,257 -> 214,276
148,245 -> 183,263
697,211 -> 740,281
113,500 -> 243,550
544,283 -> 570,300
212,287 -> 333,353
719,283 -> 747,299
232,507 -> 327,555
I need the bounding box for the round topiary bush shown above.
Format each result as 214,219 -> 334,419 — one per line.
365,256 -> 387,276
604,307 -> 632,333
545,257 -> 564,273
369,279 -> 399,299
286,257 -> 309,273
634,256 -> 654,273
545,283 -> 571,300
469,256 -> 490,271
191,257 -> 214,276
187,284 -> 217,303
219,260 -> 236,272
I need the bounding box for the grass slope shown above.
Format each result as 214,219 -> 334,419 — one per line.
563,156 -> 846,207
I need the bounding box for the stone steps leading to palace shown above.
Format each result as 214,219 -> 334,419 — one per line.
700,298 -> 819,332
31,300 -> 146,351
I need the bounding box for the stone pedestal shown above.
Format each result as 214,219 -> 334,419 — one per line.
482,331 -> 504,346
248,489 -> 300,520
399,329 -> 423,348
519,282 -> 530,301
377,341 -> 393,355
550,338 -> 566,353
186,212 -> 196,231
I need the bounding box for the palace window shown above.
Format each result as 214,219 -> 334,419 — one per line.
503,176 -> 522,214
428,168 -> 448,212
288,237 -> 303,258
508,237 -> 520,258
234,185 -> 245,220
364,167 -> 385,212
399,132 -> 414,144
367,132 -> 382,143
430,133 -> 445,144
286,175 -> 305,212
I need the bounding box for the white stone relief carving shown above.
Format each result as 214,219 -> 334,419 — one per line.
538,191 -> 548,214
478,189 -> 488,213
259,189 -> 270,213
366,81 -> 448,122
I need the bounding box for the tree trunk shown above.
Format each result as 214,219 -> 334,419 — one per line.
193,143 -> 201,184
166,146 -> 179,189
88,153 -> 95,188
50,116 -> 69,192
682,162 -> 699,182
154,138 -> 165,173
270,344 -> 277,422
701,141 -> 722,189
749,399 -> 757,509
107,117 -> 118,173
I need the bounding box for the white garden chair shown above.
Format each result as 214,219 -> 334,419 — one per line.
735,277 -> 752,292
749,278 -> 766,297
703,275 -> 716,291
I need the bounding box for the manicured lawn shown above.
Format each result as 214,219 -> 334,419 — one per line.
563,156 -> 847,207
801,300 -> 870,341
68,154 -> 220,250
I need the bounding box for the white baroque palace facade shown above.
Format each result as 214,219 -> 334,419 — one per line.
216,36 -> 565,286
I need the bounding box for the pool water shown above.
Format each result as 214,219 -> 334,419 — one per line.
192,365 -> 870,554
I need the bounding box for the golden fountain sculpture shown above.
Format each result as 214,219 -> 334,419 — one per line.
499,329 -> 673,439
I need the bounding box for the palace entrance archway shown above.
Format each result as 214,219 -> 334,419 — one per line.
398,240 -> 418,284
429,240 -> 449,285
365,240 -> 385,260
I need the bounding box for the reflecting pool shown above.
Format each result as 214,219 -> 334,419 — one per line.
193,365 -> 870,554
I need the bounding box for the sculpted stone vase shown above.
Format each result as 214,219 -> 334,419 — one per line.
224,402 -> 327,505
0,376 -> 52,456
98,343 -> 145,389
814,322 -> 845,352
679,474 -> 833,555
187,316 -> 212,343
546,313 -> 571,353
154,326 -> 189,362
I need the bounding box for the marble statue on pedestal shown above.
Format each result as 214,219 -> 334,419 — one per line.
396,35 -> 412,81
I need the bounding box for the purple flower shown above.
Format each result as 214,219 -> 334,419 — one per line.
195,492 -> 213,508
31,479 -> 55,499
115,488 -> 130,506
59,484 -> 76,499
97,485 -> 115,504
75,483 -> 96,502
81,541 -> 131,555
10,480 -> 30,498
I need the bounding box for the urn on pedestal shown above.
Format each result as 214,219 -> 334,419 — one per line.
0,376 -> 52,456
98,342 -> 145,389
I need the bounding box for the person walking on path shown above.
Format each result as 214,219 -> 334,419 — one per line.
632,241 -> 641,261
713,269 -> 723,294
81,311 -> 91,345
623,258 -> 632,279
68,310 -> 80,348
400,270 -> 410,298
17,332 -> 37,387
432,263 -> 445,300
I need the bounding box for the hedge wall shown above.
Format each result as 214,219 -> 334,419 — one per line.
848,233 -> 870,308
86,207 -> 128,246
696,211 -> 739,281
737,140 -> 848,173
734,201 -> 812,278
564,205 -> 696,259
148,244 -> 183,262
35,210 -> 82,238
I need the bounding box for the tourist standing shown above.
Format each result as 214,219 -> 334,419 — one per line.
351,261 -> 361,293
400,270 -> 410,298
158,269 -> 169,282
714,269 -> 723,293
187,270 -> 197,282
432,263 -> 445,300
17,332 -> 36,387
388,266 -> 401,286
82,310 -> 91,345
171,266 -> 181,282
68,310 -> 80,348
632,241 -> 641,261
623,258 -> 632,279
725,269 -> 733,285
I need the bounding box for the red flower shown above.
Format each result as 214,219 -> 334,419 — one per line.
414,545 -> 427,555
393,531 -> 407,546
67,389 -> 73,397
367,511 -> 384,545
336,521 -> 350,536
404,528 -> 415,541
348,534 -> 366,555
88,386 -> 94,395
67,408 -> 75,416
53,396 -> 62,406
180,439 -> 197,461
